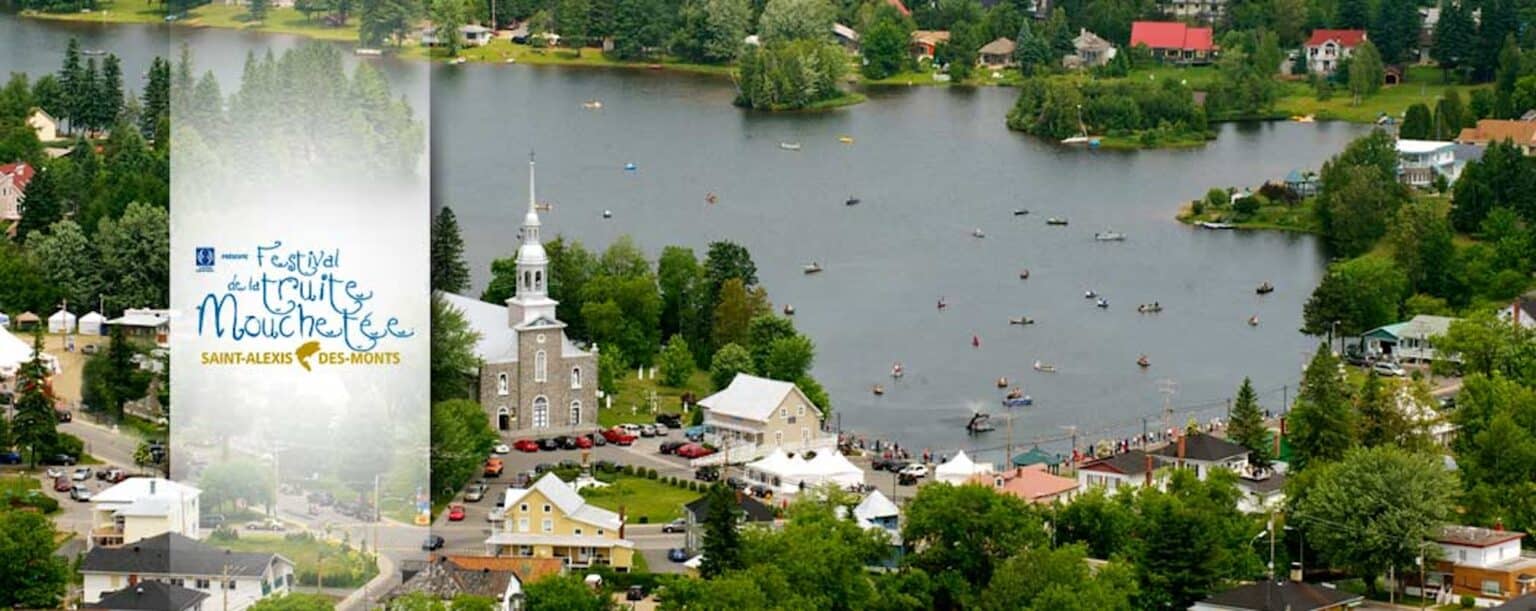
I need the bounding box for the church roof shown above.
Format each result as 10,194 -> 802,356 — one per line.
438,291 -> 520,362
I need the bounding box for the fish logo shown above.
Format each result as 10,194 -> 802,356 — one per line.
295,341 -> 321,371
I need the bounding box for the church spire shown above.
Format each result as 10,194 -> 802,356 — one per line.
523,152 -> 541,244
508,151 -> 556,325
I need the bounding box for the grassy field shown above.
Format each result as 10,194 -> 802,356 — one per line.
214,532 -> 378,588
598,369 -> 712,429
1273,65 -> 1487,123
578,474 -> 701,524
25,3 -> 359,42
1177,198 -> 1323,234
409,40 -> 735,76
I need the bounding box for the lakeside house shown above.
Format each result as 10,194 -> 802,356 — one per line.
1501,290 -> 1536,329
484,473 -> 635,571
978,38 -> 1017,68
1396,139 -> 1463,187
1064,29 -> 1116,69
1129,21 -> 1215,64
884,0 -> 912,17
682,492 -> 776,555
1360,314 -> 1459,363
106,308 -> 172,347
1150,432 -> 1249,480
1159,0 -> 1226,23
969,465 -> 1080,505
85,581 -> 209,611
697,374 -> 835,463
1285,169 -> 1319,197
1077,449 -> 1155,491
851,490 -> 904,568
1304,29 -> 1367,75
1457,119 -> 1536,153
1234,466 -> 1287,514
1192,579 -> 1365,610
88,477 -> 201,549
386,555 -> 560,610
0,160 -> 35,223
910,30 -> 950,61
80,532 -> 295,611
28,108 -> 58,142
1401,525 -> 1536,606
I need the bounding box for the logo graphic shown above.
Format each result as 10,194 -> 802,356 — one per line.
195,247 -> 216,272
295,341 -> 321,371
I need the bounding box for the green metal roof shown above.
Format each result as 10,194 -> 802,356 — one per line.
1011,446 -> 1058,467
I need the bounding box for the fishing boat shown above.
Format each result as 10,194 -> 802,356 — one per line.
1248,315 -> 1260,326
996,377 -> 1009,389
972,228 -> 986,238
838,136 -> 855,144
82,49 -> 107,56
1084,290 -> 1097,299
582,100 -> 604,109
1094,231 -> 1127,241
1009,316 -> 1035,325
1137,355 -> 1151,368
1199,221 -> 1235,230
802,262 -> 823,274
1047,217 -> 1069,226
783,304 -> 796,316
966,412 -> 995,434
355,48 -> 384,56
779,142 -> 802,151
891,363 -> 905,378
1033,361 -> 1057,373
1256,282 -> 1275,294
1013,209 -> 1029,216
1019,269 -> 1030,280
1096,298 -> 1109,309
602,210 -> 613,219
872,384 -> 885,396
845,197 -> 861,206
1002,396 -> 1034,408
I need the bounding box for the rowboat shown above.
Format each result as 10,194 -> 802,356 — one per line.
1095,231 -> 1126,241
779,142 -> 802,151
1033,361 -> 1056,373
1256,282 -> 1275,294
1047,218 -> 1069,226
1009,317 -> 1035,325
1199,221 -> 1235,230
1002,396 -> 1033,407
838,136 -> 855,144
803,262 -> 823,274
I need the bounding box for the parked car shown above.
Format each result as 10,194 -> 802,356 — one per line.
667,548 -> 689,562
588,433 -> 607,447
620,423 -> 643,436
422,534 -> 446,551
1344,350 -> 1370,366
661,518 -> 686,533
640,424 -> 658,438
653,423 -> 670,436
534,463 -> 555,474
42,453 -> 76,466
492,443 -> 511,454
655,414 -> 683,429
684,426 -> 706,442
53,476 -> 72,492
447,504 -> 466,521
558,459 -> 580,470
898,464 -> 928,478
675,443 -> 714,459
200,513 -> 226,528
602,428 -> 636,446
97,468 -> 126,483
464,484 -> 486,502
659,441 -> 686,455
246,518 -> 285,531
514,439 -> 540,453
575,435 -> 593,449
514,471 -> 534,488
55,409 -> 72,423
484,458 -> 505,477
1439,395 -> 1457,409
72,467 -> 92,481
626,585 -> 646,601
45,467 -> 66,479
871,458 -> 897,472
1372,360 -> 1408,377
726,476 -> 749,491
898,473 -> 919,486
558,436 -> 579,450
538,438 -> 560,451
0,451 -> 20,465
694,466 -> 720,482
70,484 -> 92,501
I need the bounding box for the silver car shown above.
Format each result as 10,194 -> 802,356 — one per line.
1372,360 -> 1407,377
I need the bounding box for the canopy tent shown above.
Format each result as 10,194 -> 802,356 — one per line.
78,311 -> 105,336
744,449 -> 864,494
0,327 -> 59,380
0,312 -> 8,327
48,309 -> 77,334
936,450 -> 995,484
800,452 -> 865,489
14,311 -> 40,329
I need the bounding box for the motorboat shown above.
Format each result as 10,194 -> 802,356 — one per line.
1292,115 -> 1316,123
937,298 -> 948,310
602,210 -> 613,219
82,49 -> 107,56
783,304 -> 795,316
1002,396 -> 1034,408
780,142 -> 802,151
1013,209 -> 1029,216
872,384 -> 885,396
1009,317 -> 1035,325
1006,387 -> 1025,400
838,136 -> 855,144
535,202 -> 553,212
802,262 -> 823,274
582,100 -> 604,109
1096,298 -> 1109,309
624,162 -> 637,171
966,412 -> 995,434
891,363 -> 905,378
1137,355 -> 1150,368
1248,315 -> 1260,326
845,197 -> 861,206
1138,304 -> 1163,314
1033,361 -> 1057,373
972,228 -> 986,238
996,377 -> 1009,389
1061,135 -> 1092,145
1256,282 -> 1275,294
1019,269 -> 1030,280
1199,221 -> 1235,230
448,57 -> 468,65
1047,217 -> 1069,226
1084,290 -> 1097,299
1095,231 -> 1126,241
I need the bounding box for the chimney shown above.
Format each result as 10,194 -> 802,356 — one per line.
1495,519 -> 1504,532
1144,453 -> 1154,487
1016,466 -> 1024,478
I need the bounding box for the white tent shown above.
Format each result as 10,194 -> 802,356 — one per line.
78,311 -> 105,336
745,450 -> 864,493
935,450 -> 995,484
0,327 -> 59,379
801,451 -> 865,489
47,308 -> 76,334
0,312 -> 9,327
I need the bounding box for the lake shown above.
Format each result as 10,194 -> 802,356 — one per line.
4,11 -> 1368,465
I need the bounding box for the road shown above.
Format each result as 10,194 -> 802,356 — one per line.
60,417 -> 144,470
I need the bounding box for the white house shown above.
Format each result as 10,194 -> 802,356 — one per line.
1150,432 -> 1250,480
1304,29 -> 1367,75
0,161 -> 35,222
87,580 -> 209,611
28,108 -> 58,142
1410,526 -> 1536,605
1361,315 -> 1459,363
697,374 -> 834,463
89,478 -> 201,549
1076,449 -> 1155,492
1397,139 -> 1462,187
461,24 -> 494,47
106,308 -> 172,346
81,533 -> 295,611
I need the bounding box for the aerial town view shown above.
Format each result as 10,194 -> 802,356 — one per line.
4,0 -> 1536,607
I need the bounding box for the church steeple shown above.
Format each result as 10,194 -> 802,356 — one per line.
507,153 -> 558,325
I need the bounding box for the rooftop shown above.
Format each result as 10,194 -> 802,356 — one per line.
1438,525 -> 1526,548
1396,139 -> 1456,154
971,466 -> 1079,503
1151,432 -> 1249,463
979,37 -> 1016,55
698,374 -> 815,423
88,581 -> 209,611
503,473 -> 622,530
1305,29 -> 1368,48
1130,21 -> 1213,52
1079,449 -> 1152,476
1458,119 -> 1536,145
684,492 -> 776,523
1198,579 -> 1364,611
80,533 -> 283,578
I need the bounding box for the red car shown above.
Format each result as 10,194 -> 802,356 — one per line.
447,504 -> 466,521
575,435 -> 593,449
602,427 -> 636,446
514,439 -> 540,453
675,443 -> 715,459
53,476 -> 72,492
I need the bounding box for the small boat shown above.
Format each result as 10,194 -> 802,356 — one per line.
1256,282 -> 1275,295
624,162 -> 637,171
1033,361 -> 1057,373
966,412 -> 995,434
845,197 -> 861,206
783,304 -> 795,316
1137,355 -> 1150,368
972,228 -> 986,238
505,58 -> 517,64
1138,303 -> 1163,314
802,262 -> 823,274
1006,387 -> 1025,400
1095,231 -> 1126,241
1013,209 -> 1029,216
1062,135 -> 1092,145
582,100 -> 603,109
1019,269 -> 1030,280
1096,298 -> 1109,309
891,363 -> 905,378
1002,396 -> 1034,408
1009,316 -> 1035,325
972,335 -> 981,348
1084,290 -> 1097,299
779,142 -> 802,151
448,57 -> 467,65
355,48 -> 384,56
705,192 -> 718,204
648,63 -> 663,70
1199,221 -> 1235,230
602,210 -> 613,219
1047,218 -> 1069,226
872,384 -> 885,396
838,136 -> 855,144
996,377 -> 1009,389
1248,315 -> 1260,326
1292,115 -> 1316,123
82,49 -> 107,56
937,298 -> 947,311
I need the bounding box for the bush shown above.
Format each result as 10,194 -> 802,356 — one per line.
646,468 -> 658,480
1234,195 -> 1261,216
1258,182 -> 1299,204
1190,199 -> 1206,216
623,464 -> 636,477
1205,188 -> 1230,209
1461,595 -> 1476,608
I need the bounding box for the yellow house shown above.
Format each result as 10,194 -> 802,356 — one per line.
27,108 -> 57,143
484,474 -> 635,571
699,373 -> 834,461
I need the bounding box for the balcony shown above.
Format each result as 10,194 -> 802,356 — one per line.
91,526 -> 125,548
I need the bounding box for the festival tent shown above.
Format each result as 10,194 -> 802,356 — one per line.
800,451 -> 865,489
936,450 -> 995,484
14,311 -> 40,330
0,312 -> 8,327
47,308 -> 76,334
78,311 -> 105,336
0,327 -> 58,379
745,449 -> 864,493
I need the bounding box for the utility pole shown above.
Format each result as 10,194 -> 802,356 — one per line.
222,563 -> 231,611
1005,410 -> 1015,465
1157,379 -> 1178,440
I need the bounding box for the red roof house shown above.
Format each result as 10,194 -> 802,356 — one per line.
1304,29 -> 1368,75
0,162 -> 36,222
1129,21 -> 1215,63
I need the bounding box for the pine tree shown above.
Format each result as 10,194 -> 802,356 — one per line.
100,54 -> 124,129
1399,103 -> 1432,139
1227,378 -> 1271,468
105,325 -> 138,421
1494,35 -> 1520,119
1433,88 -> 1466,139
249,0 -> 271,22
140,57 -> 170,138
1336,0 -> 1369,28
57,38 -> 83,134
1287,345 -> 1356,470
1431,0 -> 1476,80
430,206 -> 471,293
699,483 -> 744,578
11,331 -> 59,467
80,58 -> 102,133
15,165 -> 63,244
1013,18 -> 1051,76
1370,0 -> 1419,65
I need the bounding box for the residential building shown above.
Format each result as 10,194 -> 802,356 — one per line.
0,161 -> 35,222
1192,579 -> 1364,610
484,473 -> 635,571
832,23 -> 860,53
1457,120 -> 1536,153
462,24 -> 493,46
682,492 -> 776,554
386,555 -> 559,611
80,532 -> 295,611
1129,21 -> 1215,64
1234,466 -> 1286,514
1160,0 -> 1226,23
978,38 -> 1016,68
1150,432 -> 1249,480
1077,449 -> 1154,491
969,465 -> 1079,505
105,308 -> 172,346
1361,314 -> 1458,362
1065,29 -> 1116,69
447,157 -> 598,437
1501,290 -> 1536,329
1405,526 -> 1536,605
698,373 -> 834,462
911,30 -> 950,60
851,490 -> 903,568
1397,139 -> 1462,186
28,108 -> 58,142
85,581 -> 209,611
1303,29 -> 1367,75
1284,169 -> 1319,197
89,477 -> 201,549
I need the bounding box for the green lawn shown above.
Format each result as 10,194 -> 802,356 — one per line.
409,40 -> 735,77
25,3 -> 359,42
599,370 -> 712,429
213,532 -> 378,588
1178,198 -> 1323,234
1274,65 -> 1488,123
578,474 -> 700,524
0,475 -> 59,514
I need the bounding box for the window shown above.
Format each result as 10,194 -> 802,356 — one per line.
520,503 -> 529,513
516,545 -> 533,557
227,581 -> 237,590
574,528 -> 583,535
797,404 -> 805,417
534,350 -> 547,382
195,578 -> 210,589
1459,550 -> 1467,562
532,396 -> 549,428
542,518 -> 554,533
535,271 -> 543,291
597,529 -> 604,536
517,518 -> 529,532
569,400 -> 582,425
775,431 -> 783,446
780,408 -> 787,420
1483,580 -> 1502,596
497,372 -> 509,396
523,271 -> 531,291
170,578 -> 185,586
571,367 -> 582,389
543,504 -> 552,513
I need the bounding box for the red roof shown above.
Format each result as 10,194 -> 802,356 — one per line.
1305,29 -> 1368,48
1,162 -> 34,191
1130,21 -> 1213,52
885,0 -> 910,17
